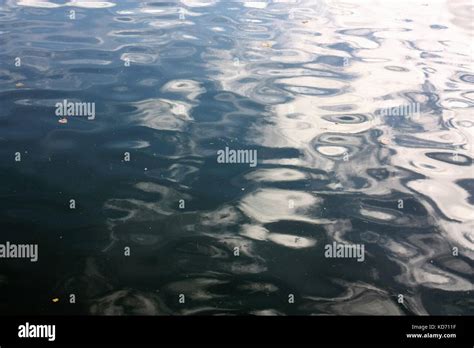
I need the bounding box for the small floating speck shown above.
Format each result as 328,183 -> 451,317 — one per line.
58,118 -> 68,124
379,136 -> 390,145
15,82 -> 24,88
52,298 -> 59,303
261,42 -> 272,48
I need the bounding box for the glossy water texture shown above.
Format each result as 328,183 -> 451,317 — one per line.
0,0 -> 473,315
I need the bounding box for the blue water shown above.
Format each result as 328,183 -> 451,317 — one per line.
0,0 -> 473,315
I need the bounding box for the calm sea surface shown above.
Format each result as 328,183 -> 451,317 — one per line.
0,0 -> 473,315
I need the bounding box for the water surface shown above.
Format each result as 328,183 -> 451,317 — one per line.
0,0 -> 473,315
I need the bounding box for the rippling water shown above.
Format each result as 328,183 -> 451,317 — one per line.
0,0 -> 473,315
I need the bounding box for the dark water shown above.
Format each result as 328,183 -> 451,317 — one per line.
0,0 -> 473,315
